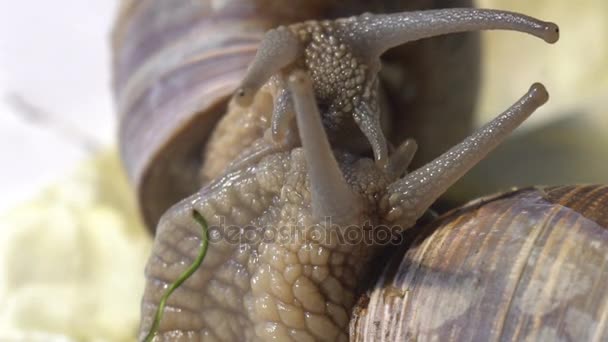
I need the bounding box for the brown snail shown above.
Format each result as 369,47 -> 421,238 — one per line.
111,1 -> 608,342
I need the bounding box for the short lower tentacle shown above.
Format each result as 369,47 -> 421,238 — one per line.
382,83 -> 549,228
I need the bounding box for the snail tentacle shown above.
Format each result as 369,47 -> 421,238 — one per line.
353,102 -> 390,169
386,138 -> 418,179
234,9 -> 558,174
235,27 -> 301,107
288,70 -> 361,223
270,77 -> 296,145
348,8 -> 559,58
382,83 -> 549,228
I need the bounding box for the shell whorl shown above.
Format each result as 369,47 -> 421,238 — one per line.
352,185 -> 608,341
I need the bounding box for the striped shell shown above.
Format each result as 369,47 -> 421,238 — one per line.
112,0 -> 478,229
351,185 -> 608,341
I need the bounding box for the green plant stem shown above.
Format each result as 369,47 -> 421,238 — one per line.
143,209 -> 209,342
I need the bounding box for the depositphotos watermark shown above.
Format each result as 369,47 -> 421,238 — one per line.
202,216 -> 406,246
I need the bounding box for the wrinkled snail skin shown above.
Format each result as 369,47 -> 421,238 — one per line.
113,0 -> 482,231
352,185 -> 608,341
139,72 -> 550,342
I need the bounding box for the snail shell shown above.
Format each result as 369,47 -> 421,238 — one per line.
112,0 -> 479,230
351,185 -> 608,341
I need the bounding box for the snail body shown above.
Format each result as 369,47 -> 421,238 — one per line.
113,0 -> 481,229
139,74 -> 548,341
108,2 -> 607,342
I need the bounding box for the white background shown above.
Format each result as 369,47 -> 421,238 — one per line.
0,0 -> 118,212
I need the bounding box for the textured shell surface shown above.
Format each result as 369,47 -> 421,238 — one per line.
351,185 -> 608,341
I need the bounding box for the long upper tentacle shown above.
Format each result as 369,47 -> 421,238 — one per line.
346,8 -> 559,58
234,27 -> 301,107
381,83 -> 549,228
288,70 -> 361,223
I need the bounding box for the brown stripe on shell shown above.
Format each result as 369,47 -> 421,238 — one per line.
543,185 -> 608,228
351,185 -> 608,341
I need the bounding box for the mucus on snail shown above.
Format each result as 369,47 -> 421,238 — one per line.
116,6 -> 569,341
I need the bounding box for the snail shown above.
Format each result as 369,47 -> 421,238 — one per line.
113,0 -> 484,230
111,1 -> 607,342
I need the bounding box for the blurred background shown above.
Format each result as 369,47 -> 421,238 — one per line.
0,0 -> 606,340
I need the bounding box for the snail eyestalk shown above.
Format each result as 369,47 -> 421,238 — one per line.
271,80 -> 296,144
352,8 -> 559,57
354,102 -> 390,169
143,210 -> 209,342
383,83 -> 549,228
386,138 -> 418,178
288,70 -> 361,223
235,27 -> 301,107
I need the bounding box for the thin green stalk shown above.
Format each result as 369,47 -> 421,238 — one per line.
143,209 -> 209,342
